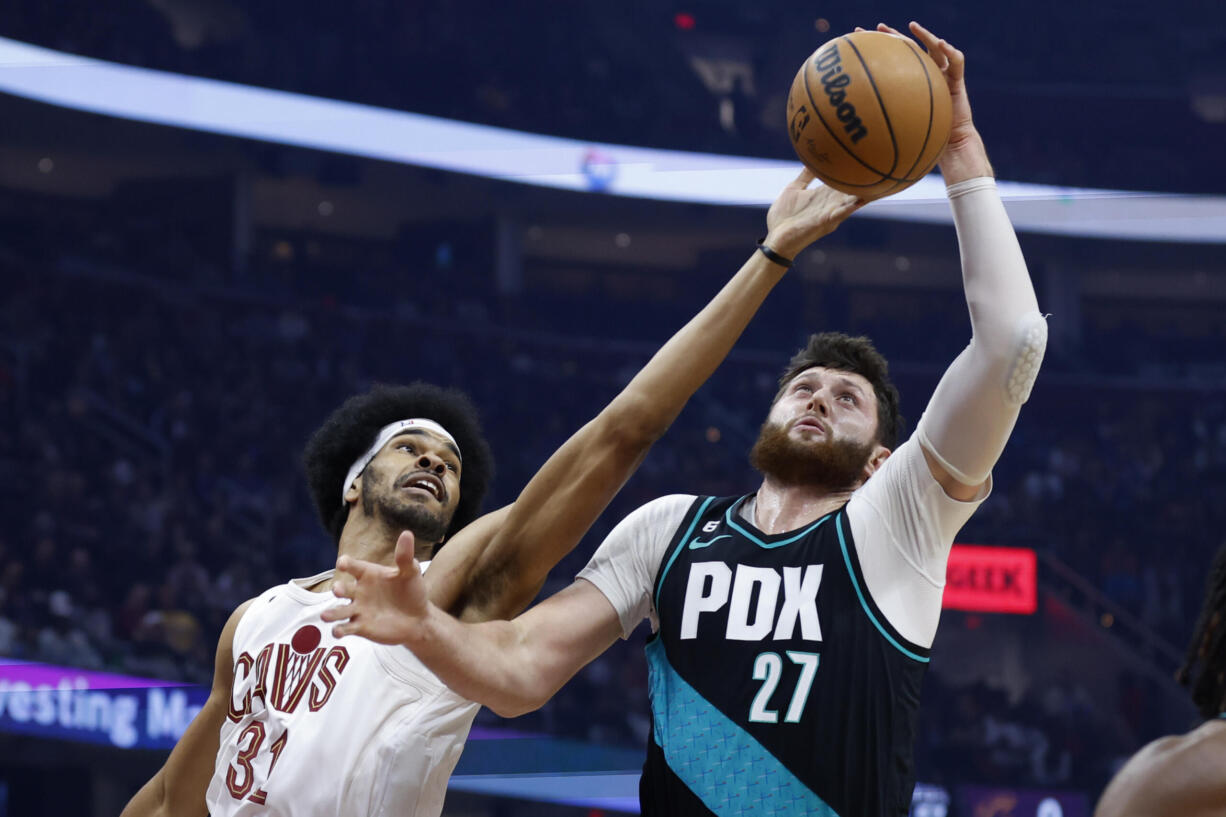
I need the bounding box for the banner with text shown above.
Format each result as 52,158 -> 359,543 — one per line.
0,659 -> 206,749
942,545 -> 1038,615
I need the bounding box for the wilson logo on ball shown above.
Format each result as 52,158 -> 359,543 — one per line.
814,45 -> 868,144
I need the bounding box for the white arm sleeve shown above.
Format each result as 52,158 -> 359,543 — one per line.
576,494 -> 694,638
915,177 -> 1048,486
848,437 -> 985,647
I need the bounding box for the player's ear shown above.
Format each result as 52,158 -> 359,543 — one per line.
863,445 -> 891,479
344,478 -> 361,507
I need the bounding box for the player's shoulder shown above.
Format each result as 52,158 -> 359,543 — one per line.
645,493 -> 702,510
228,596 -> 259,623
628,493 -> 702,522
224,580 -> 312,644
1138,718 -> 1226,772
1097,721 -> 1226,817
595,495 -> 701,559
220,595 -> 262,644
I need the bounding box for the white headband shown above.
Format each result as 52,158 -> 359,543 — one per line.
341,418 -> 461,504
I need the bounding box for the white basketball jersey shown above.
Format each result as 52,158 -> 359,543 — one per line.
205,567 -> 479,817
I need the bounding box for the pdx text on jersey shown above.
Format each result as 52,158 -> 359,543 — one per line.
681,561 -> 823,641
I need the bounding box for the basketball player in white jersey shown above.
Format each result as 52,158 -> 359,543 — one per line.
1094,542 -> 1226,817
322,22 -> 1050,816
120,169 -> 867,816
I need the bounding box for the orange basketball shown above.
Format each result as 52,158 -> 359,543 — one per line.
786,31 -> 952,200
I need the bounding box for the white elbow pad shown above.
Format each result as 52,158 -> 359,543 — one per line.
1005,312 -> 1048,405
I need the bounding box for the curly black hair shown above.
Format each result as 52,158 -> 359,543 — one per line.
775,332 -> 904,449
1177,542 -> 1226,719
303,383 -> 494,546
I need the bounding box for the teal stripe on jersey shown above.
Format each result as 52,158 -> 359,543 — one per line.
724,502 -> 833,549
655,496 -> 717,612
645,639 -> 840,817
835,516 -> 929,664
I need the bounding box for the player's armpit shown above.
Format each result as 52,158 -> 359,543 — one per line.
425,410 -> 657,621
424,407 -> 656,624
454,417 -> 658,622
422,504 -> 512,615
120,598 -> 253,817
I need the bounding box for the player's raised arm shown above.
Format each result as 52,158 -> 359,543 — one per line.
424,175 -> 865,621
882,22 -> 1046,500
121,600 -> 253,817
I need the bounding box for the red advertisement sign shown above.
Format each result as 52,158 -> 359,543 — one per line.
942,545 -> 1037,615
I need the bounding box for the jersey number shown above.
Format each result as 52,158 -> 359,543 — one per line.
749,651 -> 820,724
226,723 -> 290,805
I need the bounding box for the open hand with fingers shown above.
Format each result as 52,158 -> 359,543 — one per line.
321,530 -> 431,646
764,168 -> 865,261
859,21 -> 992,182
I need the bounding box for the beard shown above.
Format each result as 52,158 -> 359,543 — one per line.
361,465 -> 451,544
749,419 -> 875,490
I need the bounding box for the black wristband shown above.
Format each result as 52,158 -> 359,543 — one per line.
756,241 -> 793,269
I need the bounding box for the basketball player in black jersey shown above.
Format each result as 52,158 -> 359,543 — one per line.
325,21 -> 1048,817
1094,542 -> 1226,817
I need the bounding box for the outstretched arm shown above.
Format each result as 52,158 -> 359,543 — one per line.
880,22 -> 1046,500
324,531 -> 622,716
121,600 -> 252,817
425,175 -> 865,621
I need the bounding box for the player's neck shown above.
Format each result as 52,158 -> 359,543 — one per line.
751,477 -> 855,534
337,514 -> 436,567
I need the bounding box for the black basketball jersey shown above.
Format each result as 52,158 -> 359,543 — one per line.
640,494 -> 930,817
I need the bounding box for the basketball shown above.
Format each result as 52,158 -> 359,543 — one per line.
786,31 -> 952,200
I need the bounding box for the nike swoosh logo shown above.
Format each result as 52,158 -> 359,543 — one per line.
689,534 -> 731,550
